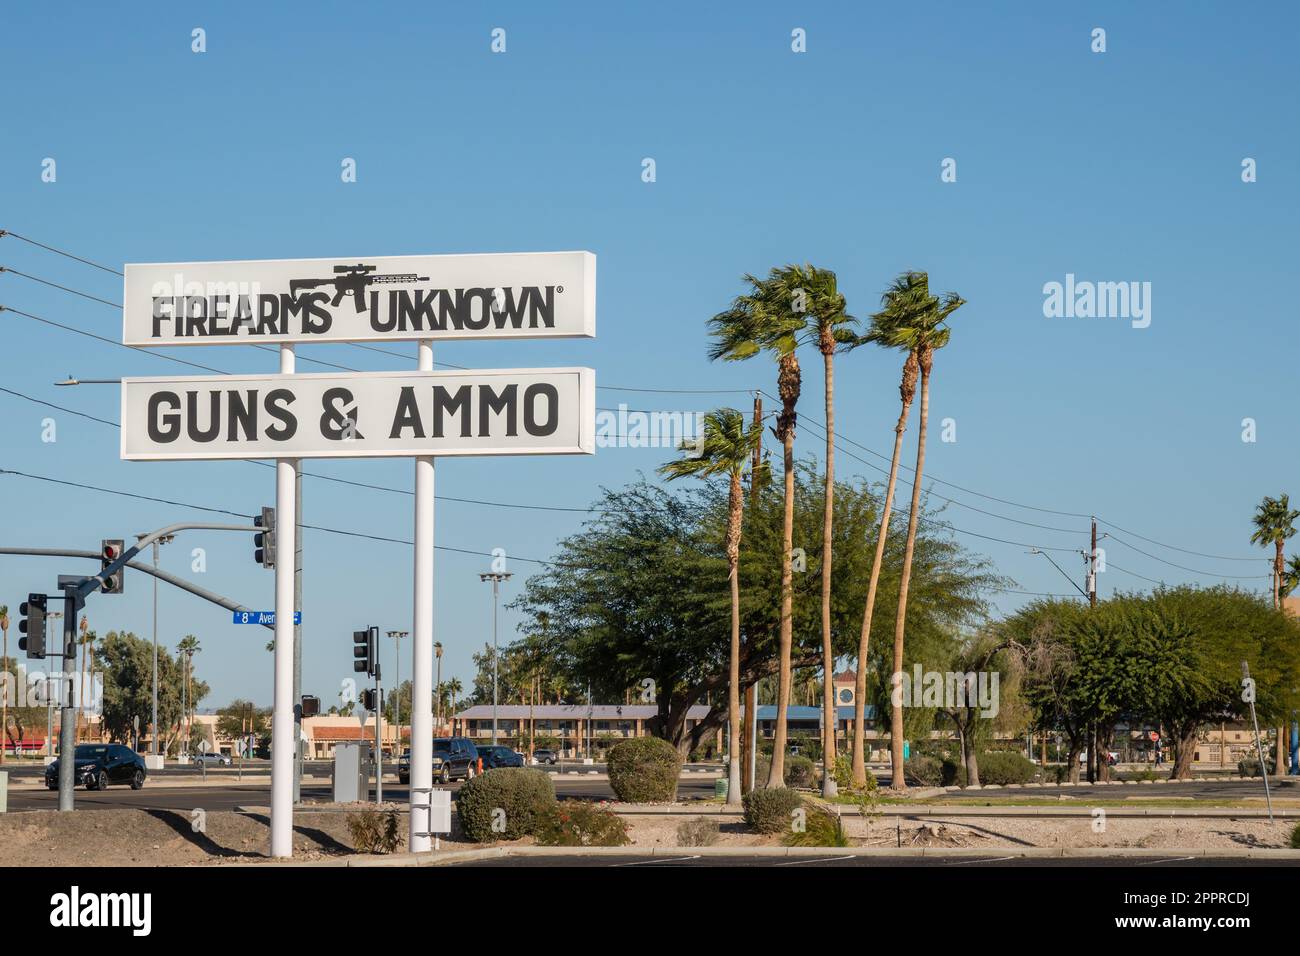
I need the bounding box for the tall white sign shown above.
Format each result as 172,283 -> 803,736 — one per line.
121,368 -> 595,460
122,251 -> 595,346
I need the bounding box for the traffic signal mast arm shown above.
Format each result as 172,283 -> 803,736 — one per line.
74,521 -> 262,602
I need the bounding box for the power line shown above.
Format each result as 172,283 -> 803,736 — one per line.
0,229 -> 122,276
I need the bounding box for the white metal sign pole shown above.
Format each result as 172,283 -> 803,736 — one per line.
270,343 -> 298,858
410,338 -> 435,852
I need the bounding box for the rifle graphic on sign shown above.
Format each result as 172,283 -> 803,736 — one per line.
290,263 -> 429,314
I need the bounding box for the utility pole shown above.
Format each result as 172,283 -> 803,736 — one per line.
1088,518 -> 1098,783
293,468 -> 303,803
480,571 -> 512,746
136,533 -> 173,757
387,631 -> 408,752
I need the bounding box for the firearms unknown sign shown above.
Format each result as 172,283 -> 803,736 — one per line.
120,368 -> 595,460
122,251 -> 595,346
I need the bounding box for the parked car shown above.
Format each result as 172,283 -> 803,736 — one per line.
397,737 -> 480,784
533,748 -> 559,765
46,743 -> 147,791
476,745 -> 524,769
192,751 -> 232,766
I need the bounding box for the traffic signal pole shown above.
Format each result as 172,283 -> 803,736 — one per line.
56,596 -> 76,810
409,338 -> 435,852
270,344 -> 298,858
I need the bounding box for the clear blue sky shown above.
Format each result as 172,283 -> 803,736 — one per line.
1,2 -> 1295,709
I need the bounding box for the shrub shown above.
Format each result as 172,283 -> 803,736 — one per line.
742,787 -> 803,834
941,757 -> 968,787
607,737 -> 682,803
1126,767 -> 1158,782
346,808 -> 401,854
676,816 -> 721,847
536,800 -> 630,846
1290,822 -> 1300,850
831,756 -> 878,793
903,755 -> 943,787
1238,757 -> 1275,777
456,767 -> 556,842
976,751 -> 1039,785
784,754 -> 817,789
754,755 -> 772,785
784,804 -> 851,847
1049,764 -> 1068,784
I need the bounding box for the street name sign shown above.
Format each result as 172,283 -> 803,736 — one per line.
232,611 -> 301,625
122,251 -> 595,346
120,367 -> 595,460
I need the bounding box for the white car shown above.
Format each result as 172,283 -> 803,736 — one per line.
193,751 -> 232,766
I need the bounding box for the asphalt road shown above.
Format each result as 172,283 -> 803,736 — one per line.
2,774 -> 722,812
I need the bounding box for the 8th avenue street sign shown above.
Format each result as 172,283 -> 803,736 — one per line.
120,367 -> 595,460
122,251 -> 595,346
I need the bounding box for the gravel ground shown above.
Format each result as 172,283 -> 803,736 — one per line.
4,802 -> 1296,865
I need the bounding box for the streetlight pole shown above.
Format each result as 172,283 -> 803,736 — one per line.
137,533 -> 174,757
387,630 -> 408,752
479,572 -> 512,746
434,642 -> 443,732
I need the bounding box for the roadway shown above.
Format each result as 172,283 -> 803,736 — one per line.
449,853 -> 1300,868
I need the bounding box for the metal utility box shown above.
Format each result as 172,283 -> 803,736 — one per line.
332,741 -> 373,803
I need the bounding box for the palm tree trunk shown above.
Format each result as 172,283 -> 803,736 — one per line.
767,424 -> 797,788
726,471 -> 744,805
890,352 -> 933,790
851,352 -> 917,787
820,347 -> 838,796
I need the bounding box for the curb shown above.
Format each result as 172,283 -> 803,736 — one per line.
328,844 -> 1300,867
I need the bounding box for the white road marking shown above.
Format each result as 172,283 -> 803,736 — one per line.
612,855 -> 702,866
774,855 -> 856,866
945,856 -> 1015,865
1136,856 -> 1195,866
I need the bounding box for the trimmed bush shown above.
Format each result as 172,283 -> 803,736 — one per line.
676,816 -> 721,846
607,736 -> 682,803
903,755 -> 943,787
941,757 -> 968,787
831,756 -> 879,793
1238,757 -> 1275,777
976,751 -> 1038,785
784,754 -> 816,789
784,804 -> 851,848
346,809 -> 401,854
742,786 -> 803,834
1290,822 -> 1300,850
536,800 -> 630,846
456,767 -> 556,842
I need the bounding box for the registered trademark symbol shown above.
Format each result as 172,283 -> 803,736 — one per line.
556,285 -> 564,293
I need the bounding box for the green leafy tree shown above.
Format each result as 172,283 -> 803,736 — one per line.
97,631 -> 203,751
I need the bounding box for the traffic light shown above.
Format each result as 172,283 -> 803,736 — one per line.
360,688 -> 378,712
254,506 -> 276,568
301,695 -> 320,717
18,593 -> 47,659
353,628 -> 375,676
100,539 -> 125,594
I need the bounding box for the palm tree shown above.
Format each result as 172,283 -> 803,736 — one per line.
1251,494 -> 1299,609
880,272 -> 964,790
660,408 -> 765,805
446,678 -> 464,730
765,264 -> 856,796
178,635 -> 201,750
1281,554 -> 1300,599
848,273 -> 929,786
0,604 -> 8,764
1250,493 -> 1298,774
709,270 -> 803,787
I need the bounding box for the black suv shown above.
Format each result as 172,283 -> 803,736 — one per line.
476,745 -> 524,769
46,743 -> 147,791
398,737 -> 480,784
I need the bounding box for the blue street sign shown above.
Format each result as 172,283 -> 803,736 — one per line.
232,611 -> 301,625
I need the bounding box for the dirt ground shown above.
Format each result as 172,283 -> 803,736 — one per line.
620,806 -> 1299,851
2,803 -> 1295,865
